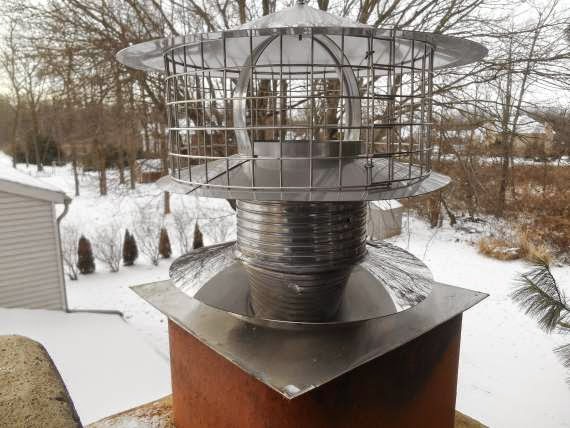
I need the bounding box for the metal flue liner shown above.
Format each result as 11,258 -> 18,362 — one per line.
117,1 -> 487,323
237,201 -> 367,320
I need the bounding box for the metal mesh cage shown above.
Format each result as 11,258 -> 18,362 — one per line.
164,27 -> 438,200
117,2 -> 486,200
118,3 -> 487,323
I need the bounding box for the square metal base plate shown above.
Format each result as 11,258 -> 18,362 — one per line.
132,281 -> 487,399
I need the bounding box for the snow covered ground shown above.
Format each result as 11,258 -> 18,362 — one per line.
437,153 -> 570,167
1,154 -> 570,427
0,308 -> 171,425
389,216 -> 570,428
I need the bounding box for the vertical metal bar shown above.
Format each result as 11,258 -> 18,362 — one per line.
337,29 -> 345,190
309,29 -> 314,189
408,38 -> 415,179
164,51 -> 174,179
173,51 -> 182,179
208,76 -> 214,161
222,34 -> 229,188
427,46 -> 434,173
194,74 -> 200,159
279,32 -> 284,189
253,38 -> 258,155
387,30 -> 395,183
271,81 -> 275,143
420,42 -> 426,177
249,30 -> 255,188
367,30 -> 375,185
271,60 -> 276,144
183,44 -> 191,182
199,34 -> 208,183
398,38 -> 403,171
322,67 -> 325,141
366,31 -> 372,161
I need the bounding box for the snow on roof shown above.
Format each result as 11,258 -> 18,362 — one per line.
135,158 -> 162,172
371,200 -> 403,211
0,152 -> 68,203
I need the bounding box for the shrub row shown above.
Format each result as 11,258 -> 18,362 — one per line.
63,223 -> 203,279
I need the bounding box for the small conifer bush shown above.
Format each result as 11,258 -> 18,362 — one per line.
193,222 -> 204,250
159,227 -> 172,258
123,229 -> 138,266
77,235 -> 95,274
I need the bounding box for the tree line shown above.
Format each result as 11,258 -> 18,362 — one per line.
0,0 -> 568,218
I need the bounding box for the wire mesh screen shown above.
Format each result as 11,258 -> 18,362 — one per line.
164,28 -> 434,195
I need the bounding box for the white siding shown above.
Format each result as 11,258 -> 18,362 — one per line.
367,201 -> 403,240
0,191 -> 65,310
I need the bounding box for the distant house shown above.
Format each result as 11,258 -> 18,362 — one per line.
432,116 -> 487,155
367,200 -> 403,240
433,115 -> 556,157
434,117 -> 486,143
482,115 -> 555,155
134,158 -> 163,183
0,167 -> 70,310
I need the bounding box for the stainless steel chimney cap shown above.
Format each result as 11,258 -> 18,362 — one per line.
117,6 -> 487,74
118,2 -> 488,327
117,3 -> 487,202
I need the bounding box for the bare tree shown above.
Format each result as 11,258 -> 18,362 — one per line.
438,0 -> 570,218
171,205 -> 194,254
63,46 -> 82,197
0,23 -> 24,167
60,223 -> 80,280
199,216 -> 234,244
19,42 -> 47,172
93,222 -> 122,272
133,202 -> 163,265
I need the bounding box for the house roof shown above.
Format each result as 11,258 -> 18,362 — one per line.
371,199 -> 403,211
135,158 -> 162,172
0,164 -> 69,203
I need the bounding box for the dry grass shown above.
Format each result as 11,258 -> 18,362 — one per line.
88,395 -> 173,427
517,229 -> 553,265
478,237 -> 521,261
477,229 -> 553,263
455,411 -> 488,428
409,158 -> 570,262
